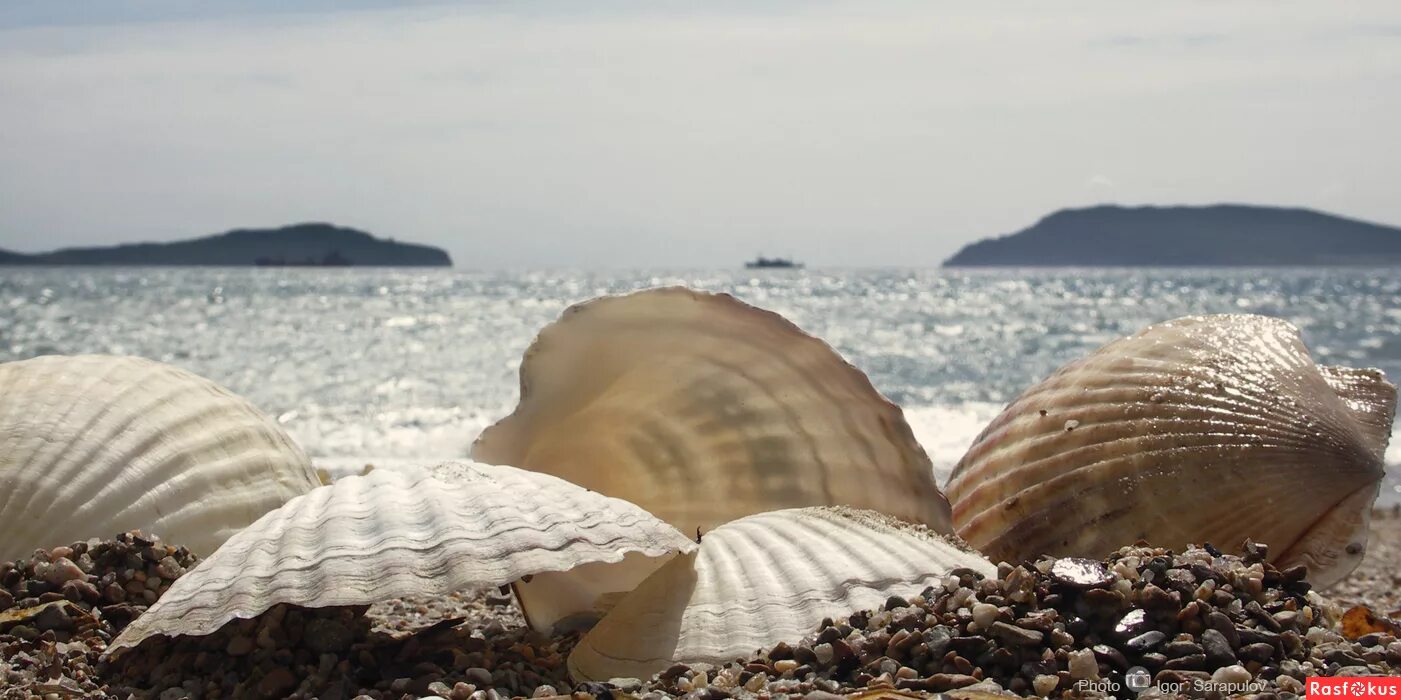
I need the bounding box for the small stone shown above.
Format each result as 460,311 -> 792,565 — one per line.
466,667 -> 493,686
773,659 -> 799,674
988,621 -> 1043,646
304,618 -> 354,654
1126,630 -> 1166,653
225,635 -> 255,656
1162,640 -> 1204,658
531,686 -> 558,698
156,556 -> 185,580
0,588 -> 12,611
1163,653 -> 1206,671
60,579 -> 99,604
257,668 -> 296,697
1092,643 -> 1128,671
813,643 -> 834,665
1201,628 -> 1236,667
1210,664 -> 1251,686
1238,642 -> 1275,663
1325,649 -> 1368,667
1033,674 -> 1059,695
102,583 -> 125,604
1068,648 -> 1099,680
896,674 -> 977,692
743,672 -> 766,692
883,595 -> 908,611
43,558 -> 85,586
1139,584 -> 1177,610
1051,558 -> 1113,589
971,603 -> 999,629
450,683 -> 475,700
34,603 -> 74,631
1114,609 -> 1150,637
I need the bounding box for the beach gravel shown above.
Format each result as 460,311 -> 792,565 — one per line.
2,514 -> 1400,698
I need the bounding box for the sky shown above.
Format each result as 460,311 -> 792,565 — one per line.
1,1 -> 1399,268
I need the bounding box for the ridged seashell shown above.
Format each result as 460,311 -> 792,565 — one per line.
473,288 -> 953,629
110,462 -> 696,652
947,314 -> 1395,588
0,354 -> 320,561
567,506 -> 995,682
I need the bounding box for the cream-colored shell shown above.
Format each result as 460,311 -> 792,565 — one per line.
567,507 -> 995,682
947,314 -> 1395,588
110,462 -> 696,651
473,288 -> 953,629
0,354 -> 320,561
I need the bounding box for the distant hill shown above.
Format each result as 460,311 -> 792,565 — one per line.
0,223 -> 451,267
0,249 -> 32,264
944,205 -> 1401,267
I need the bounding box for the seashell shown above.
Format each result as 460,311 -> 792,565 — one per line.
472,288 -> 953,628
109,462 -> 696,652
474,287 -> 952,535
0,354 -> 320,561
947,314 -> 1395,588
567,506 -> 995,682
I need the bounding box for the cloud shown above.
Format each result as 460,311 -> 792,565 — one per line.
1,1 -> 1400,267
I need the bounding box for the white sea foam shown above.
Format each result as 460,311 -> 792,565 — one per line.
903,402 -> 1007,487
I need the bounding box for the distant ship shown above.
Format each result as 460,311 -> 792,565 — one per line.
744,256 -> 804,269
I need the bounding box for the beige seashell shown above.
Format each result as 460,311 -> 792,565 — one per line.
473,287 -> 953,629
947,314 -> 1395,588
567,506 -> 995,682
109,462 -> 696,651
0,354 -> 320,561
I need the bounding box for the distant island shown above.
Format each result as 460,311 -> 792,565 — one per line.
0,223 -> 452,267
944,204 -> 1401,267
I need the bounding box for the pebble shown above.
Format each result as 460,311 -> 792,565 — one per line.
1051,558 -> 1113,589
5,532 -> 1398,699
224,635 -> 254,657
304,617 -> 354,653
42,558 -> 85,586
971,602 -> 999,628
1068,648 -> 1099,680
1201,628 -> 1236,667
1211,664 -> 1252,686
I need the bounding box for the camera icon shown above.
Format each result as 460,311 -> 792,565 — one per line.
1125,666 -> 1152,693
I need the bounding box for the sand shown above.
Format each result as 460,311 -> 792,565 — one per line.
1330,507 -> 1401,616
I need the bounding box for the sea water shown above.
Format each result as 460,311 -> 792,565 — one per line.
2,267 -> 1398,502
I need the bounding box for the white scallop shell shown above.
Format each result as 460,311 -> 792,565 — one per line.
567,506 -> 995,682
946,314 -> 1395,588
472,288 -> 953,629
0,354 -> 320,561
110,462 -> 696,651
